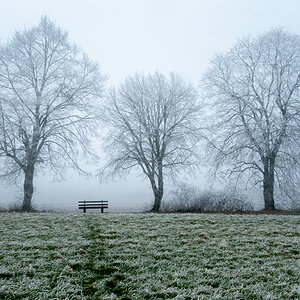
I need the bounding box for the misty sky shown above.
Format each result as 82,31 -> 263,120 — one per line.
0,0 -> 299,211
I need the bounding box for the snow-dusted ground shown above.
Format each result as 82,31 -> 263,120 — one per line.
0,213 -> 299,299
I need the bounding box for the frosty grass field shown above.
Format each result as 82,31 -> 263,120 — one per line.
0,213 -> 299,299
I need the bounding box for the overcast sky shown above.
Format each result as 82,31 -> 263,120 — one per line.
0,0 -> 299,211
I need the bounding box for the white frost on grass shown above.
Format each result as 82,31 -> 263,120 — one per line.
0,213 -> 299,299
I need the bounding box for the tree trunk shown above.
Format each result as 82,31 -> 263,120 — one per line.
151,160 -> 164,212
152,189 -> 163,212
263,157 -> 275,210
22,166 -> 35,211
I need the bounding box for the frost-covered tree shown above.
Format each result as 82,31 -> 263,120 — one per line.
102,73 -> 201,212
0,16 -> 105,210
203,29 -> 300,210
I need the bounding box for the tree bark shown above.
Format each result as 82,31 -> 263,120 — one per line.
22,166 -> 35,211
263,157 -> 275,210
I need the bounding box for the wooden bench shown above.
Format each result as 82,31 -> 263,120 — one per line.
78,200 -> 108,213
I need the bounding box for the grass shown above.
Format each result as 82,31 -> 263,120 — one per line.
0,213 -> 299,299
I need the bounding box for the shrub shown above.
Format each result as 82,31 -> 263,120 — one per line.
161,184 -> 253,212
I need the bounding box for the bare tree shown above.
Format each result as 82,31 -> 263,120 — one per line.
0,16 -> 105,210
102,73 -> 201,212
203,29 -> 300,210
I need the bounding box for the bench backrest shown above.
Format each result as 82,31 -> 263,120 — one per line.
78,200 -> 108,207
78,200 -> 108,213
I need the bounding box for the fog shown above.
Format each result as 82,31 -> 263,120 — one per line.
0,0 -> 299,211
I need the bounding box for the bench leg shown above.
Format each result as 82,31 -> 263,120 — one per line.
101,207 -> 104,213
83,208 -> 86,213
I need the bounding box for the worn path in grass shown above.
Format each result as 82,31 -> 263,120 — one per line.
0,213 -> 299,299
